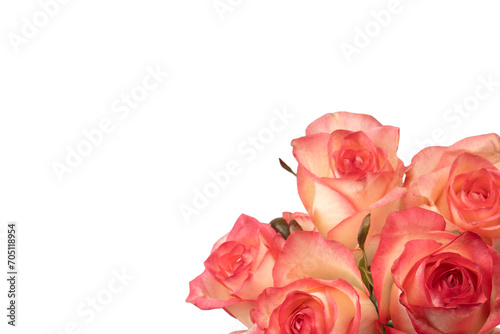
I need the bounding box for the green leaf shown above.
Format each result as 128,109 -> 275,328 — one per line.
279,158 -> 297,177
356,215 -> 378,313
360,267 -> 371,292
270,218 -> 290,239
358,258 -> 373,289
358,254 -> 366,269
357,214 -> 371,252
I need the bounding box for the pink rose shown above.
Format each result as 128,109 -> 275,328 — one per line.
372,208 -> 500,333
292,112 -> 406,251
405,134 -> 500,244
252,278 -> 376,334
251,231 -> 378,333
186,214 -> 284,327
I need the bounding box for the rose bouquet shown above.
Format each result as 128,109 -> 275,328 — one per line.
187,112 -> 500,333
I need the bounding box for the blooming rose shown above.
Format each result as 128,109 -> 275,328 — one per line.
291,112 -> 406,252
372,208 -> 500,333
186,214 -> 284,327
405,134 -> 500,244
251,231 -> 378,333
252,278 -> 376,334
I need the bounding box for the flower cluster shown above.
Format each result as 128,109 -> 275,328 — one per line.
187,112 -> 500,333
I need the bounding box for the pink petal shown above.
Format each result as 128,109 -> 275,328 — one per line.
272,231 -> 365,292
327,186 -> 406,251
305,112 -> 383,136
292,133 -> 332,178
479,248 -> 500,333
296,166 -> 357,236
186,270 -> 241,309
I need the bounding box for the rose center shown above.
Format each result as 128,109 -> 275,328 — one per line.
426,259 -> 480,307
213,243 -> 251,280
444,272 -> 460,289
464,180 -> 490,202
335,148 -> 377,177
292,314 -> 304,332
289,307 -> 313,334
435,268 -> 464,297
452,168 -> 500,212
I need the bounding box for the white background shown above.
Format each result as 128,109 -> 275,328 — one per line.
1,0 -> 500,333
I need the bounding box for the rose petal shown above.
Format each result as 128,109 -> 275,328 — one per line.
327,187 -> 406,251
406,134 -> 500,185
407,302 -> 487,334
363,126 -> 401,168
478,248 -> 500,333
232,250 -> 276,300
227,215 -> 282,257
390,283 -> 417,334
448,153 -> 498,181
292,133 -> 332,178
405,167 -> 450,210
296,166 -> 357,236
305,112 -> 383,136
186,270 -> 241,310
391,239 -> 444,307
225,301 -> 257,328
282,212 -> 317,232
272,231 -> 365,292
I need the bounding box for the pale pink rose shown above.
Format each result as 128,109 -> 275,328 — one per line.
292,112 -> 406,252
371,208 -> 500,333
405,134 -> 500,244
251,231 -> 378,333
186,214 -> 284,327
